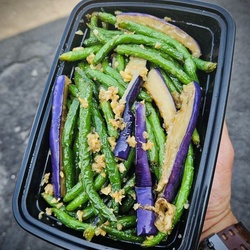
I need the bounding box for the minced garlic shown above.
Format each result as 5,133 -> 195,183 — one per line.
41,172 -> 50,186
92,154 -> 106,173
110,189 -> 125,204
111,100 -> 125,118
108,137 -> 116,151
109,118 -> 126,130
154,42 -> 162,49
86,53 -> 95,65
120,69 -> 133,82
126,135 -> 137,147
87,131 -> 101,153
38,211 -> 44,220
45,207 -> 52,216
133,203 -> 140,210
101,184 -> 112,196
99,86 -> 119,102
143,131 -> 149,139
77,210 -> 84,222
72,47 -> 84,51
142,140 -> 154,151
78,97 -> 88,108
117,162 -> 126,174
44,184 -> 54,195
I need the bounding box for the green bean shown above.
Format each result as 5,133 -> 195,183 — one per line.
72,127 -> 80,182
95,12 -> 116,25
184,57 -> 199,82
82,36 -> 101,47
109,215 -> 136,230
92,100 -> 121,211
85,68 -> 125,96
100,100 -> 118,138
63,181 -> 83,203
146,102 -> 166,178
114,54 -> 125,72
78,75 -> 116,222
62,98 -> 79,191
120,147 -> 136,180
52,208 -> 92,231
173,143 -> 194,225
66,173 -> 107,211
101,224 -> 144,243
59,45 -> 102,62
159,68 -> 180,93
192,128 -> 200,146
117,20 -> 191,59
102,59 -> 127,88
94,34 -> 183,65
192,56 -> 217,73
146,116 -> 159,179
142,231 -> 167,247
116,44 -> 192,85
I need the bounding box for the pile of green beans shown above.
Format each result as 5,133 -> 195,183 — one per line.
42,11 -> 217,247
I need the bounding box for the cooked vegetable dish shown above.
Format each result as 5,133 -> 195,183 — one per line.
41,11 -> 217,247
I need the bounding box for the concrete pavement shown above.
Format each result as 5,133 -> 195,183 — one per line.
0,0 -> 249,249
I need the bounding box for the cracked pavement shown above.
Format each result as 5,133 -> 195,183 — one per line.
0,0 -> 249,249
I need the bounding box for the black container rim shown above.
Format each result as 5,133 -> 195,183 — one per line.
13,0 -> 236,249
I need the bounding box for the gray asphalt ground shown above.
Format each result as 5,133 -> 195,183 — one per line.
0,0 -> 249,249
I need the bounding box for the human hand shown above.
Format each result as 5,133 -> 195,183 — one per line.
200,122 -> 238,241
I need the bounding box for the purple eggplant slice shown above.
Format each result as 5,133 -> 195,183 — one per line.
135,187 -> 157,236
116,12 -> 201,57
113,75 -> 143,160
144,68 -> 176,130
135,102 -> 157,236
50,75 -> 70,199
156,81 -> 201,198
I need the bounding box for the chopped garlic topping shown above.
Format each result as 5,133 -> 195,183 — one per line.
92,154 -> 106,173
133,203 -> 140,210
41,172 -> 50,186
44,184 -> 54,195
154,42 -> 162,49
120,69 -> 133,82
101,184 -> 112,196
60,171 -> 64,178
154,198 -> 176,234
110,189 -> 125,204
78,97 -> 88,108
95,227 -> 106,236
117,223 -> 123,231
45,207 -> 52,216
142,140 -> 154,151
56,202 -> 63,209
76,210 -> 83,222
117,162 -> 126,173
111,100 -> 125,118
143,131 -> 149,139
93,29 -> 99,36
99,86 -> 119,102
126,136 -> 137,147
109,118 -> 126,130
87,132 -> 101,153
108,137 -> 116,151
38,211 -> 44,220
72,47 -> 84,51
75,30 -> 84,35
86,53 -> 95,65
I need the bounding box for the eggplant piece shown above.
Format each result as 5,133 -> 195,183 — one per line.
144,68 -> 176,130
116,12 -> 201,58
156,81 -> 201,199
134,102 -> 157,236
50,75 -> 70,198
113,75 -> 143,160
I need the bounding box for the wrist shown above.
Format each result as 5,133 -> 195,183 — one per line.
200,209 -> 238,241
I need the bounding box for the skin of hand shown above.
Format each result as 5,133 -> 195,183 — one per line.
200,122 -> 238,241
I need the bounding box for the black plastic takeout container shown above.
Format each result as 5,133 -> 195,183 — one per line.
13,0 -> 235,249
